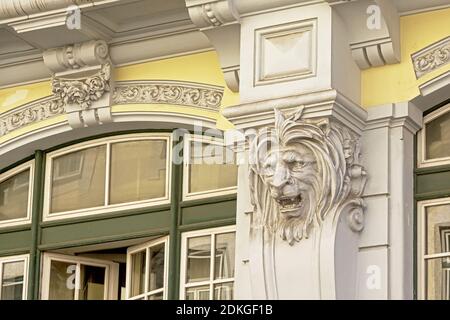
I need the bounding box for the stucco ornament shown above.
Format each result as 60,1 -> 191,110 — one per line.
249,107 -> 367,245
52,63 -> 111,110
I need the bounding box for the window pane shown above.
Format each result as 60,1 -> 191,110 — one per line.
188,141 -> 237,194
50,146 -> 106,213
130,250 -> 146,297
426,256 -> 450,300
215,233 -> 235,280
48,260 -> 76,300
426,204 -> 450,255
187,236 -> 211,283
148,243 -> 165,291
214,282 -> 234,300
185,285 -> 209,300
1,261 -> 24,300
110,140 -> 167,205
0,170 -> 30,222
78,265 -> 106,300
148,292 -> 163,300
425,106 -> 450,160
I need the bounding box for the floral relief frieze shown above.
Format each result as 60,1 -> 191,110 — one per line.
0,80 -> 224,137
412,37 -> 450,78
113,81 -> 224,111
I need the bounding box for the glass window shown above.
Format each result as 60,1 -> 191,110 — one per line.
0,163 -> 33,227
110,140 -> 167,205
44,134 -> 171,220
50,145 -> 106,213
126,237 -> 168,300
184,135 -> 238,200
0,255 -> 28,300
419,103 -> 450,167
41,253 -> 118,300
181,226 -> 235,300
419,199 -> 450,300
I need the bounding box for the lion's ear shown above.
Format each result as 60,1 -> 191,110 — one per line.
274,108 -> 285,129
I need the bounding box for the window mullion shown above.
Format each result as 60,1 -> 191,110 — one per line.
0,262 -> 3,300
145,247 -> 150,297
210,234 -> 215,300
74,263 -> 81,301
104,142 -> 111,206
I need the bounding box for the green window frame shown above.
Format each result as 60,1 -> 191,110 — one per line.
416,100 -> 450,300
0,129 -> 237,300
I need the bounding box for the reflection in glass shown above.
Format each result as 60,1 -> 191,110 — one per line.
426,107 -> 450,160
149,243 -> 165,291
1,261 -> 24,300
188,142 -> 237,194
51,146 -> 106,213
214,282 -> 233,300
426,204 -> 450,255
110,140 -> 167,204
0,170 -> 30,222
187,236 -> 211,283
78,265 -> 106,300
49,260 -> 76,300
426,257 -> 450,300
215,233 -> 235,280
130,250 -> 146,297
186,285 -> 209,300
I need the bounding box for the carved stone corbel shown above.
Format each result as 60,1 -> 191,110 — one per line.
249,107 -> 367,245
185,0 -> 240,92
43,40 -> 114,128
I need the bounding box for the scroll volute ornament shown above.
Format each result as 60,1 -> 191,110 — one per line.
249,107 -> 367,245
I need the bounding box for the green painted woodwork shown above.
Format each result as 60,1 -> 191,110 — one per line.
415,169 -> 450,200
0,130 -> 237,300
0,230 -> 31,255
40,210 -> 171,248
181,199 -> 236,226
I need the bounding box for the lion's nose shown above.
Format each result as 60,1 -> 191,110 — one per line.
270,166 -> 289,189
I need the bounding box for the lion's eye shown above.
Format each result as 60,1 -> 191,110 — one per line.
290,160 -> 306,170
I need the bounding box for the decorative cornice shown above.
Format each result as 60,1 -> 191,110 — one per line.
0,80 -> 224,137
412,37 -> 450,78
113,81 -> 224,111
0,95 -> 64,136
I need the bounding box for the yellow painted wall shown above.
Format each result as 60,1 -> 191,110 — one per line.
0,50 -> 238,145
362,8 -> 450,108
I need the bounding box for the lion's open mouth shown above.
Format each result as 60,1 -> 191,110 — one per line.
276,194 -> 302,210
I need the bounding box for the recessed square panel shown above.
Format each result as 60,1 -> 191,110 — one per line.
255,19 -> 317,86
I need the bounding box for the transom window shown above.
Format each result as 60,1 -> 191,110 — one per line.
43,133 -> 172,221
418,102 -> 450,168
180,226 -> 235,300
0,255 -> 29,300
183,134 -> 238,201
0,162 -> 33,228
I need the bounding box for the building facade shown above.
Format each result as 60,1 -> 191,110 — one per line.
0,0 -> 449,300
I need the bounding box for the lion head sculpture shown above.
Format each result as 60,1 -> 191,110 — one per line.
249,107 -> 367,245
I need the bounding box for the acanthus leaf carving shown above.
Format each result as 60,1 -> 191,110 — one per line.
249,107 -> 367,245
51,63 -> 111,110
412,37 -> 450,78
